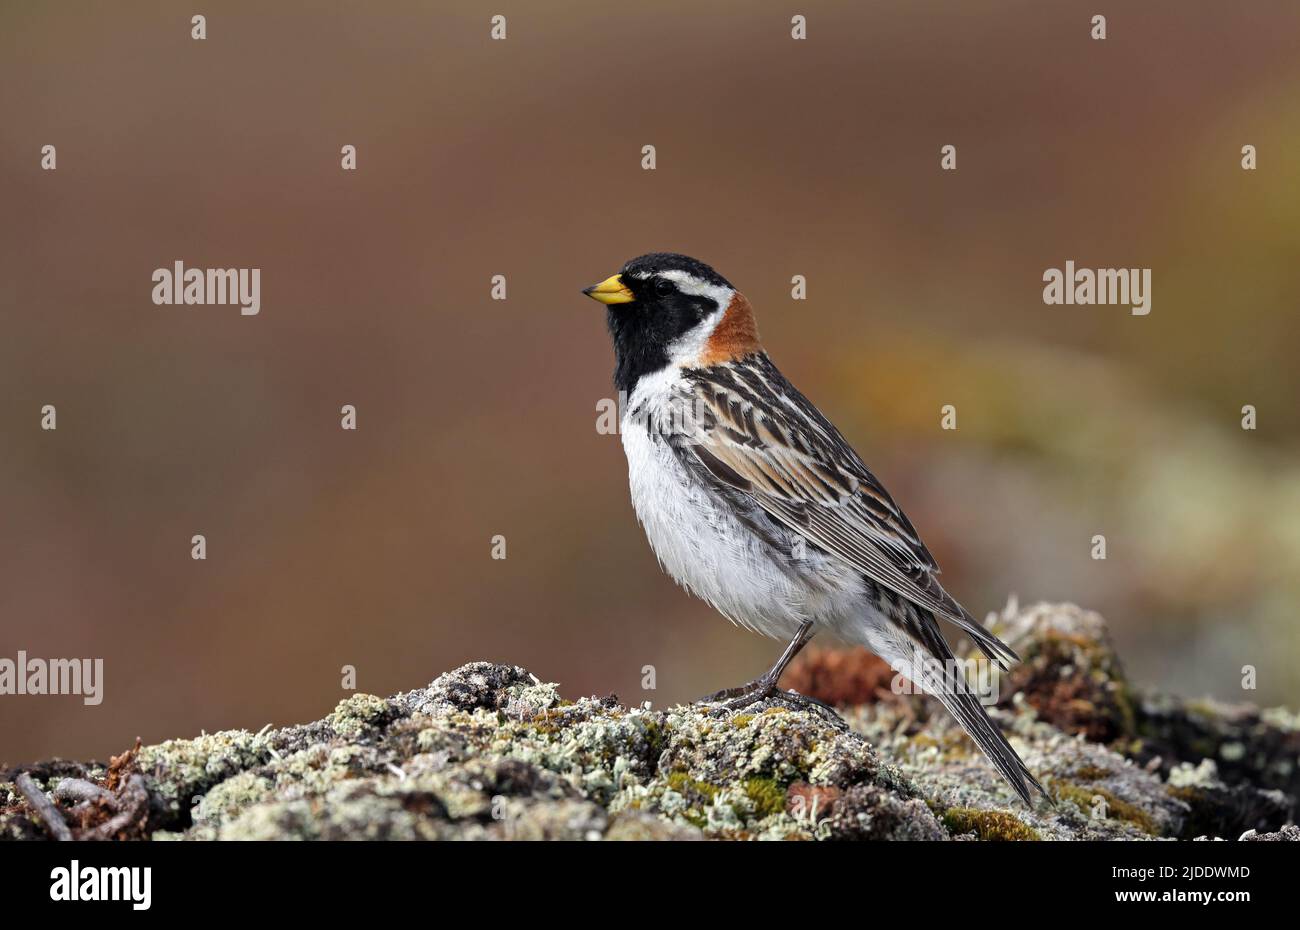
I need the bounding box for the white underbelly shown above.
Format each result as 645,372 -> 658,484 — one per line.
620,417 -> 865,641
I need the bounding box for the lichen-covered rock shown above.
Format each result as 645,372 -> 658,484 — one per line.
1134,692 -> 1300,799
136,730 -> 275,826
848,699 -> 1188,840
1,603 -> 1295,841
992,601 -> 1138,742
794,598 -> 1296,840
1239,825 -> 1300,842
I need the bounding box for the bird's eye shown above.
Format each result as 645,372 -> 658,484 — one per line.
653,278 -> 674,297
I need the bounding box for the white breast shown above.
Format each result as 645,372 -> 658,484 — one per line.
619,370 -> 865,642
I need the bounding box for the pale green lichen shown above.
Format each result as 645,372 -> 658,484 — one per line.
192,771 -> 274,827
136,729 -> 274,821
1168,758 -> 1221,789
327,693 -> 393,739
5,602 -> 1295,842
1260,706 -> 1300,732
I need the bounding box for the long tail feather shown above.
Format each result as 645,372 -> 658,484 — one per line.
929,676 -> 1047,806
897,614 -> 1047,806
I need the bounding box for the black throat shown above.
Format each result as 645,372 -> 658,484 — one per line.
607,307 -> 671,396
606,293 -> 717,396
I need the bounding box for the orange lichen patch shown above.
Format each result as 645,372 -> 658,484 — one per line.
699,292 -> 761,364
786,781 -> 843,817
1014,672 -> 1130,742
1001,629 -> 1136,741
781,646 -> 898,707
105,737 -> 142,791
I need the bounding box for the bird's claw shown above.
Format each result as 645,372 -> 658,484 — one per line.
696,680 -> 842,722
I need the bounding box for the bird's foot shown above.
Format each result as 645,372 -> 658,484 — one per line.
696,676 -> 774,706
697,677 -> 840,719
766,688 -> 838,716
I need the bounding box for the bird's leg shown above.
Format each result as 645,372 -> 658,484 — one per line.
698,620 -> 821,710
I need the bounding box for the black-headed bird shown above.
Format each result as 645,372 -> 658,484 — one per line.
583,252 -> 1047,806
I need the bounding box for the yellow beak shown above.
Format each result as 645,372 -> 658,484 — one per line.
582,274 -> 635,305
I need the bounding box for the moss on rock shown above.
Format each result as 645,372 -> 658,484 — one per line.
3,603 -> 1296,842
942,807 -> 1040,841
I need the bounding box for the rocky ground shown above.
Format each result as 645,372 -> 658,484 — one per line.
2,601 -> 1297,841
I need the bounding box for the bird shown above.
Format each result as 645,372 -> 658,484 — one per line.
582,252 -> 1048,806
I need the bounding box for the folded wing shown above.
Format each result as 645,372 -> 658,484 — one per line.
674,356 -> 1018,669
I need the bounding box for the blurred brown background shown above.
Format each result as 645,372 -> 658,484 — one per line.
2,1 -> 1299,764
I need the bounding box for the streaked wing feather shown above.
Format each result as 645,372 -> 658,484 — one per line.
676,356 -> 1016,665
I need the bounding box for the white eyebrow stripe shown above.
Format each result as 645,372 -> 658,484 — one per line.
657,269 -> 734,309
